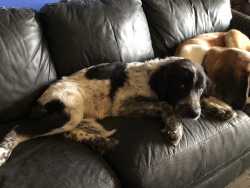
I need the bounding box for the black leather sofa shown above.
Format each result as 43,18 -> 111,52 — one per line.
0,0 -> 249,187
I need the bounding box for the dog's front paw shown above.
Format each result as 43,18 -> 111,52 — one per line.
202,107 -> 236,121
201,98 -> 237,121
214,108 -> 237,121
162,116 -> 183,146
162,125 -> 183,146
0,147 -> 11,167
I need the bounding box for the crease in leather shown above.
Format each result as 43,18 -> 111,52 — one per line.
106,16 -> 122,62
189,150 -> 250,188
154,113 -> 250,162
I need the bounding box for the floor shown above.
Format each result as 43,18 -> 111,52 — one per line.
226,169 -> 250,188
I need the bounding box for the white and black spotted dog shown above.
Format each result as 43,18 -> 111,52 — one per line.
0,57 -> 234,166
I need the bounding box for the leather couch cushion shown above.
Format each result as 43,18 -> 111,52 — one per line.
141,0 -> 232,56
39,0 -> 154,76
102,112 -> 250,188
0,8 -> 56,123
0,135 -> 120,188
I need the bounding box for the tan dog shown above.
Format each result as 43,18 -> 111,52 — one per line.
176,29 -> 250,109
176,29 -> 250,64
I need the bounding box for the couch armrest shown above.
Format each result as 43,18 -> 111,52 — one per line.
230,9 -> 250,37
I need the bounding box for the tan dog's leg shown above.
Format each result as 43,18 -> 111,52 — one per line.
65,119 -> 117,153
201,97 -> 237,120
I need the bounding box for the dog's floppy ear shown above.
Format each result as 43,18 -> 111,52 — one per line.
149,65 -> 170,101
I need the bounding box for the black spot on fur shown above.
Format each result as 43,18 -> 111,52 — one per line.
15,100 -> 70,136
86,62 -> 128,99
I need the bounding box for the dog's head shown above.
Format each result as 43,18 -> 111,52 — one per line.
150,58 -> 208,119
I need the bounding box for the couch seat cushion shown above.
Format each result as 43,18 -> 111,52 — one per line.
0,135 -> 120,188
102,112 -> 250,188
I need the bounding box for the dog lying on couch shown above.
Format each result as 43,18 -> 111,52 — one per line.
176,29 -> 250,110
0,57 -> 234,167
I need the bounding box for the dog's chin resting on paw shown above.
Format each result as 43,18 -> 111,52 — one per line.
0,56 -> 234,167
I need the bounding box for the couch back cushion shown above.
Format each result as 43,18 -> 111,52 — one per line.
0,8 -> 57,123
141,0 -> 232,56
39,0 -> 154,76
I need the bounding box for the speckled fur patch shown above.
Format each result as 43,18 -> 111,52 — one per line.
0,130 -> 28,166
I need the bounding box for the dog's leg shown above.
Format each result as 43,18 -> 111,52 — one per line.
201,97 -> 237,120
117,98 -> 183,146
160,107 -> 184,146
0,99 -> 82,167
0,130 -> 29,167
65,119 -> 117,154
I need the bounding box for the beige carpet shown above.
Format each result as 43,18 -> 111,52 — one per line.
225,170 -> 250,188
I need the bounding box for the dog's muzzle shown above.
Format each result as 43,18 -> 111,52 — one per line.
175,92 -> 201,120
176,104 -> 201,120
